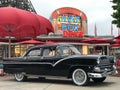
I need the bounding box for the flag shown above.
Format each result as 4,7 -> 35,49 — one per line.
94,23 -> 97,36
118,28 -> 120,36
111,24 -> 113,35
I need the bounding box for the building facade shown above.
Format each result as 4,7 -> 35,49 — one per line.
0,7 -> 114,59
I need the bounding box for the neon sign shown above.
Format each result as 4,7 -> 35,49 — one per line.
63,30 -> 84,37
56,14 -> 83,37
51,7 -> 88,37
57,15 -> 81,23
62,23 -> 78,31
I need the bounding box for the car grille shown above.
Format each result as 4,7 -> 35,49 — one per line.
98,56 -> 114,72
99,65 -> 113,72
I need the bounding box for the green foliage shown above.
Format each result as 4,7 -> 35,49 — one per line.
111,0 -> 120,3
111,0 -> 120,27
0,0 -> 36,13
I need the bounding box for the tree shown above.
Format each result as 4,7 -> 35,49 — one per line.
111,0 -> 120,27
0,0 -> 36,13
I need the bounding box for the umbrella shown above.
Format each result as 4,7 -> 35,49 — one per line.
110,39 -> 120,47
35,14 -> 54,34
0,7 -> 40,35
12,13 -> 54,39
110,43 -> 120,47
115,35 -> 120,39
0,7 -> 54,57
0,7 -> 41,57
18,39 -> 44,44
45,41 -> 56,44
82,37 -> 108,44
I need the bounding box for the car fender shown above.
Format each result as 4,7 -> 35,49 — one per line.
67,65 -> 92,78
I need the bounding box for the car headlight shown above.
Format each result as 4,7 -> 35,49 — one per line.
113,65 -> 117,69
97,59 -> 100,64
114,58 -> 117,64
94,66 -> 101,72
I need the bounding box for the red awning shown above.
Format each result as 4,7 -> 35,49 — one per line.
115,35 -> 120,39
110,43 -> 120,47
45,41 -> 56,44
18,39 -> 44,44
82,37 -> 109,44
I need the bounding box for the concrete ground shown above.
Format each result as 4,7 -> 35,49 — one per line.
0,75 -> 120,90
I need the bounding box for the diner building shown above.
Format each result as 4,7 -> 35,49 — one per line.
0,7 -> 116,59
37,7 -> 114,56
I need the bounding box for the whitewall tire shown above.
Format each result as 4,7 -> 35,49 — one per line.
14,73 -> 27,82
72,68 -> 89,86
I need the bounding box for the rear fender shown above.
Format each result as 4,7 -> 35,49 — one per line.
4,67 -> 24,74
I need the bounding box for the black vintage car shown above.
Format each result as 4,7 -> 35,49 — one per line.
3,43 -> 117,86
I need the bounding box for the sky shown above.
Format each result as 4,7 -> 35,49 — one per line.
31,0 -> 118,36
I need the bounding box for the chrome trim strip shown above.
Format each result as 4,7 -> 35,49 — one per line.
88,70 -> 118,78
53,56 -> 71,67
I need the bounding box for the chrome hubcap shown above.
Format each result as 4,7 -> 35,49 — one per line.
74,70 -> 85,83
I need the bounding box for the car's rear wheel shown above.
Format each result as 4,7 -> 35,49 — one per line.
14,73 -> 27,82
72,68 -> 90,86
92,77 -> 106,83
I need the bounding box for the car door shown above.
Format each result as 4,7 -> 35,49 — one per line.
39,46 -> 70,76
50,45 -> 81,76
23,48 -> 42,74
35,46 -> 55,75
37,46 -> 63,75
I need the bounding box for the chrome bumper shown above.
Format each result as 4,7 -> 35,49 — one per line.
88,70 -> 118,78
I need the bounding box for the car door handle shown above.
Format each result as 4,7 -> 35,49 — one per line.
41,57 -> 44,59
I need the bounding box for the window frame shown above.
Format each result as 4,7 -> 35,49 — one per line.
41,46 -> 56,57
26,48 -> 42,57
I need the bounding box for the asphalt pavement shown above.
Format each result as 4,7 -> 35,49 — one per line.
0,75 -> 120,90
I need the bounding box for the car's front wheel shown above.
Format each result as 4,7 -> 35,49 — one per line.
14,73 -> 27,82
72,68 -> 90,86
92,77 -> 106,83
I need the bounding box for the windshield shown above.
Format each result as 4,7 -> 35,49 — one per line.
60,46 -> 81,55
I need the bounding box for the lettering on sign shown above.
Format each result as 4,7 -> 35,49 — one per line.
56,14 -> 84,37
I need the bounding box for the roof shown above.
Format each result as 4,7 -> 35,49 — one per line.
27,43 -> 73,50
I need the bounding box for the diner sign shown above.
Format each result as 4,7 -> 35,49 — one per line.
63,30 -> 84,37
57,15 -> 80,23
56,14 -> 84,37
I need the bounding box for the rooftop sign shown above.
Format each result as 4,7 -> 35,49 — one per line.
51,7 -> 87,37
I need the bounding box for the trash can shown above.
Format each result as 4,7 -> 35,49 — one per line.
0,61 -> 4,76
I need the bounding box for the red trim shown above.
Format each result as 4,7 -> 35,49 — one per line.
0,67 -> 3,69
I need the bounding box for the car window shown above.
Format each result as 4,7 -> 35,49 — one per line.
27,49 -> 41,57
59,46 -> 81,56
42,47 -> 56,57
62,47 -> 73,55
56,47 -> 63,56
